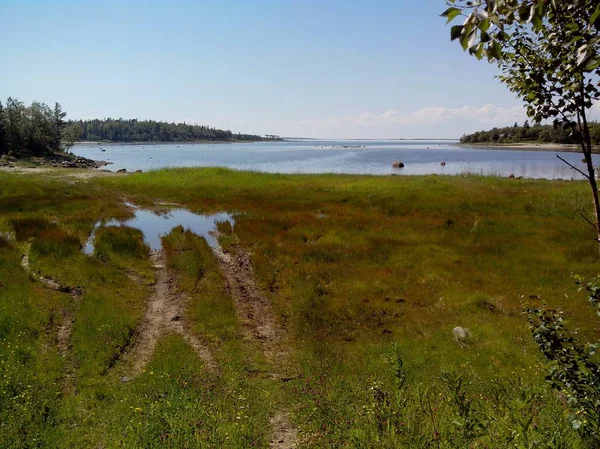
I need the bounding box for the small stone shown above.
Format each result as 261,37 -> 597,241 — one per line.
120,376 -> 129,383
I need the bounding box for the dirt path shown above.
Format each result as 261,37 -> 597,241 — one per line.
0,166 -> 117,179
269,411 -> 299,449
211,244 -> 298,448
122,250 -> 216,376
211,245 -> 289,367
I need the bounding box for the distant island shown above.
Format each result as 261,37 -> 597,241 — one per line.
74,118 -> 281,143
460,121 -> 600,146
0,97 -> 281,169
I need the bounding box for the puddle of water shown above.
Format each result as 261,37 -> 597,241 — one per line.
84,206 -> 235,255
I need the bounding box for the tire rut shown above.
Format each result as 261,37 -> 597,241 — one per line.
21,246 -> 81,394
211,245 -> 289,367
211,244 -> 299,449
121,250 -> 216,376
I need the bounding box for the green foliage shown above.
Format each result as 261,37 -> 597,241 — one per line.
443,1 -> 600,72
460,123 -> 596,145
445,2 -> 600,127
0,101 -> 7,156
61,122 -> 81,153
575,274 -> 600,317
52,102 -> 66,150
348,350 -> 578,448
526,304 -> 600,445
75,118 -> 275,143
0,97 -> 73,157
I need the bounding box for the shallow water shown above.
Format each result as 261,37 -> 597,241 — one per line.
84,206 -> 234,255
71,139 -> 599,180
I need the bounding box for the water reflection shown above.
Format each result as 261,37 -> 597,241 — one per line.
84,206 -> 234,255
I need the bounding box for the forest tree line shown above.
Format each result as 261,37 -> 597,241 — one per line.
0,96 -> 276,158
460,121 -> 600,145
0,97 -> 81,157
75,118 -> 273,143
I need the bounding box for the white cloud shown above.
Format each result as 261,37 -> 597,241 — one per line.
297,104 -> 525,129
173,104 -> 529,139
279,104 -> 527,138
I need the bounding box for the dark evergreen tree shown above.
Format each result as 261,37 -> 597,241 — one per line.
460,123 -> 589,145
5,97 -> 24,154
75,118 -> 272,143
53,102 -> 66,150
0,101 -> 7,156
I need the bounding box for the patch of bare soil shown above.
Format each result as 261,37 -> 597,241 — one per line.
0,166 -> 117,179
122,250 -> 216,375
270,411 -> 299,449
211,244 -> 299,448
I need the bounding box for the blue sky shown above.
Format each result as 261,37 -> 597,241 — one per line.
0,1 -> 529,138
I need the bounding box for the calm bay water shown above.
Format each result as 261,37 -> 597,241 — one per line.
71,139 -> 598,180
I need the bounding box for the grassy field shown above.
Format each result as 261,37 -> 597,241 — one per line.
0,167 -> 598,448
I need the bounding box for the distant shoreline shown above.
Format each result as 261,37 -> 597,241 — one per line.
458,142 -> 600,154
75,139 -> 283,146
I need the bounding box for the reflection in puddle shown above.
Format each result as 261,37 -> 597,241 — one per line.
84,206 -> 235,255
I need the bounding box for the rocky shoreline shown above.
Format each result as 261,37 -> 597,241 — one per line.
0,153 -> 111,170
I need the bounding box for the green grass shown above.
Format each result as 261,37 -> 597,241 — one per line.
0,167 -> 598,447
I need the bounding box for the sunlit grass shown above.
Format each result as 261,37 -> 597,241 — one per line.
0,168 -> 597,447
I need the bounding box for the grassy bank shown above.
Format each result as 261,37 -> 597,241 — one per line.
0,168 -> 598,447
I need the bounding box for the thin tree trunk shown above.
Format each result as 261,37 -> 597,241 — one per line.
579,107 -> 600,255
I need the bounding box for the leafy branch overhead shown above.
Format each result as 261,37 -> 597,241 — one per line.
443,0 -> 600,124
445,0 -> 600,252
443,1 -> 600,64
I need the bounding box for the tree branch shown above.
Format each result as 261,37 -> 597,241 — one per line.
581,212 -> 597,229
556,154 -> 590,179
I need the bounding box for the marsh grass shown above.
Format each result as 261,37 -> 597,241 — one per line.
163,228 -> 236,337
0,239 -> 68,448
0,168 -> 598,447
